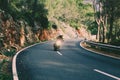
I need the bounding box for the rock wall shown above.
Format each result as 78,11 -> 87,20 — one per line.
0,10 -> 55,55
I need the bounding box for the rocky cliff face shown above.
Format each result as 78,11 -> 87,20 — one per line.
0,11 -> 56,56
0,11 -> 20,53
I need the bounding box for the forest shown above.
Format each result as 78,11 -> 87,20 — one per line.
0,0 -> 120,79
93,0 -> 120,45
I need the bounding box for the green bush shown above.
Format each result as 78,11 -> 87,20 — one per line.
3,49 -> 16,57
0,60 -> 12,80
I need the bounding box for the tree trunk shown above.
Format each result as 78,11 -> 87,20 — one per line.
102,24 -> 107,43
101,16 -> 107,43
97,24 -> 100,41
108,15 -> 114,42
96,18 -> 101,42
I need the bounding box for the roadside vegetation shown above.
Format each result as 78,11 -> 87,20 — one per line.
93,0 -> 120,44
0,0 -> 120,79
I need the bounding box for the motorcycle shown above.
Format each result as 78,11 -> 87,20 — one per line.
53,35 -> 64,51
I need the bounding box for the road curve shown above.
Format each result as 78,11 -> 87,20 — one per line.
16,39 -> 120,80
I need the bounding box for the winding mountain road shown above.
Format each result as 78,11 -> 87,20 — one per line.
15,39 -> 120,80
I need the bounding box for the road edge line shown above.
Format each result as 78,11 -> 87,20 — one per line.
80,41 -> 120,60
12,43 -> 41,80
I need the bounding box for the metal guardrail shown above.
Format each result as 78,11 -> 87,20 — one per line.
84,40 -> 120,51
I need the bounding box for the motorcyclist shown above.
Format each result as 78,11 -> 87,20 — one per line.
53,35 -> 64,51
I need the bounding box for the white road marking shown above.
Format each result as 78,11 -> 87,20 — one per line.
57,51 -> 62,55
94,69 -> 120,80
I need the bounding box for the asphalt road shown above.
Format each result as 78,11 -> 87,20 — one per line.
16,39 -> 120,80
